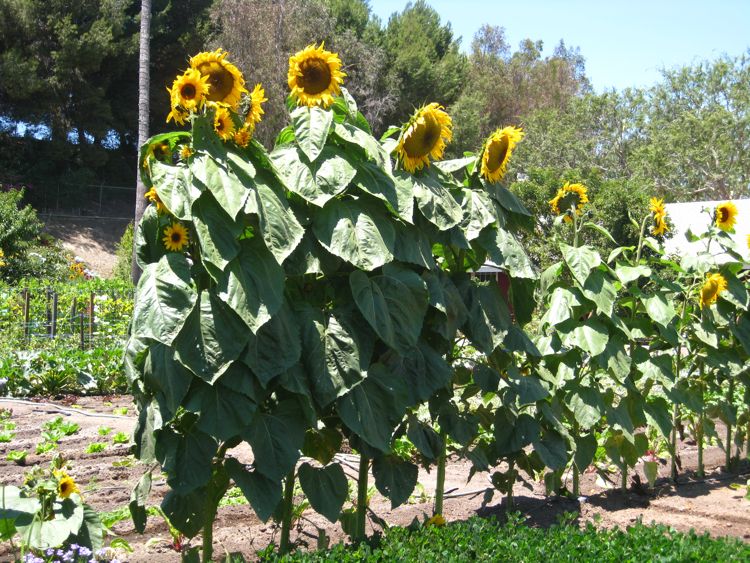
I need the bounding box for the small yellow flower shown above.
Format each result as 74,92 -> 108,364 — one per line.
746,233 -> 750,251
57,472 -> 80,499
234,127 -> 252,148
190,48 -> 247,109
715,201 -> 738,231
700,272 -> 727,309
480,126 -> 524,183
288,43 -> 346,108
0,248 -> 6,268
163,222 -> 189,252
145,187 -> 166,214
179,145 -> 194,160
396,103 -> 453,173
426,514 -> 446,527
549,182 -> 588,222
213,104 -> 235,141
245,84 -> 267,129
649,197 -> 669,236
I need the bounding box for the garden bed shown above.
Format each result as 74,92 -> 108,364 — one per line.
0,396 -> 748,561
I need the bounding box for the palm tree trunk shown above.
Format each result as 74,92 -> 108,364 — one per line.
132,0 -> 151,284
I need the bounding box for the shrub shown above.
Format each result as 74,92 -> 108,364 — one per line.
111,222 -> 134,282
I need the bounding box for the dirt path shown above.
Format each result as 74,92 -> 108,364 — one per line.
0,396 -> 748,562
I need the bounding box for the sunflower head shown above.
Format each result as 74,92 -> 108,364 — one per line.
426,514 -> 446,527
167,68 -> 210,114
288,43 -> 346,108
649,197 -> 669,236
480,126 -> 524,183
396,103 -> 453,173
234,127 -> 252,148
549,182 -> 589,222
190,48 -> 247,109
179,145 -> 194,160
143,141 -> 173,169
57,472 -> 80,499
212,104 -> 236,141
163,222 -> 189,252
700,272 -> 728,309
715,201 -> 738,231
245,84 -> 267,129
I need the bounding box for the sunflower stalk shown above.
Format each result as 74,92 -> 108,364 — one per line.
726,377 -> 734,471
279,469 -> 296,555
355,454 -> 369,541
697,364 -> 706,479
434,431 -> 447,517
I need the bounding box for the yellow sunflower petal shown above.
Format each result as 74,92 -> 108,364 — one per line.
480,126 -> 524,183
245,84 -> 267,128
549,182 -> 588,221
287,43 -> 346,108
213,104 -> 236,141
167,68 -> 210,114
396,103 -> 453,173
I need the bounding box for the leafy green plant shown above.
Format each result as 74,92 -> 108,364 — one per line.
6,450 -> 27,464
35,442 -> 56,455
111,407 -> 128,416
98,426 -> 112,436
0,429 -> 15,442
0,457 -> 105,554
43,416 -> 81,437
85,443 -> 107,454
111,432 -> 129,445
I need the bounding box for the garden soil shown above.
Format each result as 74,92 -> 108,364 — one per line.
0,396 -> 748,562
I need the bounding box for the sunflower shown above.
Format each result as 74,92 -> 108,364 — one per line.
167,68 -> 210,112
179,145 -> 194,160
649,197 -> 669,236
163,222 -> 189,252
142,141 -> 173,169
715,201 -> 738,231
700,272 -> 727,309
57,472 -> 80,499
549,182 -> 589,221
166,106 -> 188,125
234,127 -> 252,148
190,49 -> 247,109
426,514 -> 446,527
0,248 -> 5,268
287,43 -> 346,108
396,103 -> 453,173
480,126 -> 524,183
213,104 -> 236,141
245,84 -> 267,129
145,187 -> 166,214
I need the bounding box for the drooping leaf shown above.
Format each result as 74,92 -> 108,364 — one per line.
191,191 -> 242,273
192,153 -> 249,219
186,381 -> 257,441
406,417 -> 443,461
174,290 -> 250,383
151,161 -> 198,221
476,226 -> 536,279
145,343 -> 194,418
225,458 -> 281,522
244,400 -> 306,481
313,197 -> 395,271
372,455 -> 418,509
337,363 -> 409,452
412,171 -> 462,230
133,254 -> 197,346
244,303 -> 302,386
381,342 -> 453,405
561,243 -> 601,286
639,292 -> 676,328
582,269 -> 617,317
291,106 -> 333,162
298,462 -> 348,522
457,188 -> 496,241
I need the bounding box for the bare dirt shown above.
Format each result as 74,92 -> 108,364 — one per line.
44,217 -> 130,278
0,396 -> 748,562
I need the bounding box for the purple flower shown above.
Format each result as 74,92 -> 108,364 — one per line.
78,547 -> 92,557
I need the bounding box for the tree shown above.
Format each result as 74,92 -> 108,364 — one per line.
633,54 -> 750,201
133,0 -> 151,283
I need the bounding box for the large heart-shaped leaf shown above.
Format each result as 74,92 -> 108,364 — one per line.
298,462 -> 348,522
292,106 -> 333,162
372,455 -> 418,509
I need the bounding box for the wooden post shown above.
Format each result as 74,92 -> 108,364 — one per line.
88,292 -> 95,348
51,292 -> 58,339
71,297 -> 77,335
79,307 -> 85,351
23,289 -> 30,345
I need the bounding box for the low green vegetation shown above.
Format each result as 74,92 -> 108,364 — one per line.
264,515 -> 750,562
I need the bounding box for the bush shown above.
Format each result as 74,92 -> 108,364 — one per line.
267,515 -> 750,562
112,222 -> 134,282
0,186 -> 69,282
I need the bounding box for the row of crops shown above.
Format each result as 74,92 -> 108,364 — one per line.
119,45 -> 750,561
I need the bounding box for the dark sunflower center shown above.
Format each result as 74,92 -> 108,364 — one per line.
299,58 -> 332,95
403,115 -> 441,158
719,207 -> 729,222
154,144 -> 169,159
172,232 -> 182,243
181,83 -> 197,99
216,118 -> 225,132
199,61 -> 234,101
486,137 -> 509,171
61,482 -> 70,494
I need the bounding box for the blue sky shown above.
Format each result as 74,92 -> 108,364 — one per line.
369,0 -> 750,92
